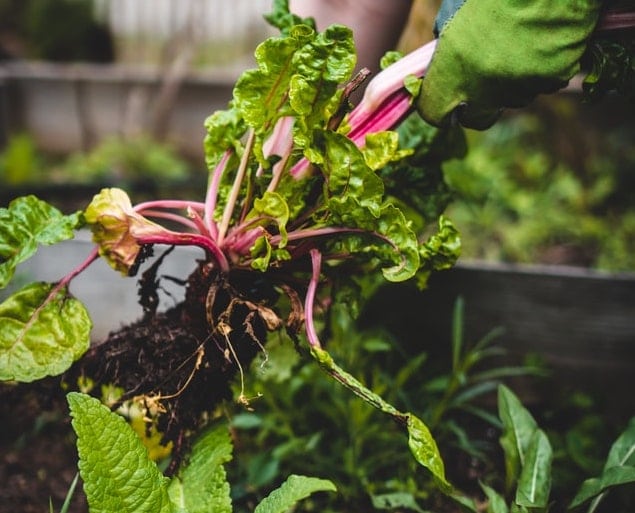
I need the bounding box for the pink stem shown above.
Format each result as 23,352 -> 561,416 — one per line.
596,10 -> 635,31
134,200 -> 205,213
304,248 -> 323,349
205,150 -> 232,239
17,247 -> 100,342
137,232 -> 229,273
139,210 -> 199,232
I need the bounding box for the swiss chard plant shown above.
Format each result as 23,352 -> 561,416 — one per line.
0,0 -> 463,507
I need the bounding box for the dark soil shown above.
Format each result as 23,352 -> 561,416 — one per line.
0,255 -> 288,511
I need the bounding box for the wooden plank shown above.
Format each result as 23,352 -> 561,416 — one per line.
360,262 -> 635,407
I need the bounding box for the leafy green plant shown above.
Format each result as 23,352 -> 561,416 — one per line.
67,391 -> 335,513
0,0 -> 462,507
478,385 -> 635,513
227,297 -> 541,512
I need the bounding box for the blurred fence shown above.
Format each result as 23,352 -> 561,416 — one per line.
94,0 -> 274,67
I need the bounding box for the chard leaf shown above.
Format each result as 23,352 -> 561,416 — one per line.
289,25 -> 356,148
362,131 -> 414,171
0,195 -> 81,289
0,282 -> 91,382
380,50 -> 404,70
168,423 -> 233,513
407,414 -> 452,493
311,347 -> 450,491
515,429 -> 552,509
418,215 -> 461,286
67,392 -> 173,513
234,27 -> 314,132
327,198 -> 420,282
498,385 -> 538,493
250,236 -> 291,272
203,107 -> 246,170
254,474 -> 336,513
251,191 -> 290,247
376,204 -> 420,282
322,130 -> 384,207
263,0 -> 316,35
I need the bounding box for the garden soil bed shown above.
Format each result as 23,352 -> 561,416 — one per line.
2,257 -> 634,512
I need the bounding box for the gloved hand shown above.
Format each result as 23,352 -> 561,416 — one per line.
418,0 -> 603,129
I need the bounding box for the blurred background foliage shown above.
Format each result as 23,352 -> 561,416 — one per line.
442,95 -> 635,271
0,0 -> 113,62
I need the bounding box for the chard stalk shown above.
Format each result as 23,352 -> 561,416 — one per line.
136,231 -> 229,272
218,130 -> 255,246
348,39 -> 437,125
304,248 -> 323,350
290,40 -> 437,179
138,209 -> 199,232
205,149 -> 232,239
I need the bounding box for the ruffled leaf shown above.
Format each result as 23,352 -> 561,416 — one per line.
0,195 -> 81,289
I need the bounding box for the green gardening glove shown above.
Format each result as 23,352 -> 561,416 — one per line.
418,0 -> 603,129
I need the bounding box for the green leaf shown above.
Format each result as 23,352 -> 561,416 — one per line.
569,465 -> 635,509
251,191 -> 290,247
288,25 -> 356,147
0,282 -> 91,382
203,107 -> 246,171
362,131 -> 413,172
263,0 -> 316,34
254,474 -> 336,513
371,492 -> 428,513
311,346 -> 450,491
498,385 -> 538,493
322,130 -> 384,206
407,414 -> 452,492
419,216 -> 461,272
604,416 -> 635,469
67,392 -> 173,513
515,429 -> 552,509
250,235 -> 291,272
379,50 -> 404,69
568,417 -> 635,509
234,28 -> 314,133
0,195 -> 81,289
168,422 -> 233,513
480,482 -> 509,513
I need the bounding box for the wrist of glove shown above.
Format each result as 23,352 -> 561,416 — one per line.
418,0 -> 602,129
